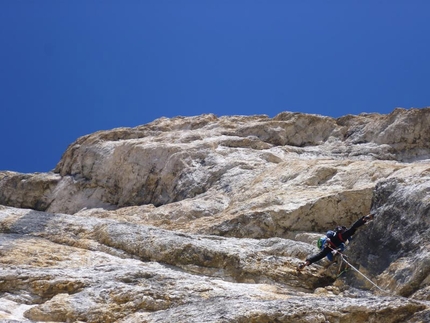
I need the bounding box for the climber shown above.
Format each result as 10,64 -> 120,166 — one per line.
298,212 -> 375,270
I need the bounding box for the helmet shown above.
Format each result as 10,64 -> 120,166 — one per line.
335,225 -> 346,233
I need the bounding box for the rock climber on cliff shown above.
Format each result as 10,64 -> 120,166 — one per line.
298,212 -> 375,270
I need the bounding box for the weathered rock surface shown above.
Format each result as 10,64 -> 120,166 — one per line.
0,107 -> 429,322
349,176 -> 430,299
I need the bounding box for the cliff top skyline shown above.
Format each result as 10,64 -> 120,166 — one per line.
1,1 -> 430,173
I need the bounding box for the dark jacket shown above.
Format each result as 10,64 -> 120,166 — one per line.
306,216 -> 368,265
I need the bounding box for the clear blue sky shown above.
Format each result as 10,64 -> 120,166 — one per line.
1,2 -> 429,173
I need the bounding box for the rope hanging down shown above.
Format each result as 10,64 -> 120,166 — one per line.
329,247 -> 390,295
338,253 -> 388,294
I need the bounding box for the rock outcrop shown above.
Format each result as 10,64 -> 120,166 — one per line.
0,107 -> 429,322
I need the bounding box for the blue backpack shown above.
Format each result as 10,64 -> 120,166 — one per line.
317,230 -> 335,249
317,230 -> 349,261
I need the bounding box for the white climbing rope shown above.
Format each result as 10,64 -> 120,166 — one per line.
327,245 -> 390,294
338,253 -> 390,294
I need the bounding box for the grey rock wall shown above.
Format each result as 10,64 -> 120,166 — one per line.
0,107 -> 429,322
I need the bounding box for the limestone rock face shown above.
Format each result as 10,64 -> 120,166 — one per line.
0,107 -> 429,322
349,176 -> 430,299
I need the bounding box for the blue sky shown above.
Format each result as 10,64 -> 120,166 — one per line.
1,2 -> 429,173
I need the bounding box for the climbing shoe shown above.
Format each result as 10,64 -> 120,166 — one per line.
364,213 -> 374,222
